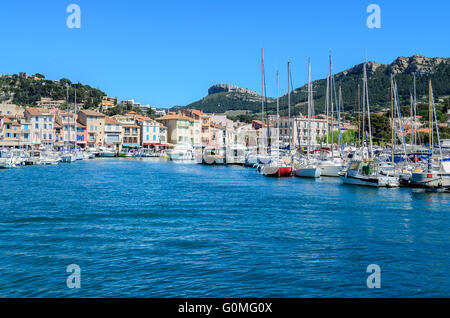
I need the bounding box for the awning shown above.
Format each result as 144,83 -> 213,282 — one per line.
122,143 -> 140,148
143,143 -> 168,147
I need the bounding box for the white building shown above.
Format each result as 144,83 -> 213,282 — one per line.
277,116 -> 328,147
135,115 -> 161,146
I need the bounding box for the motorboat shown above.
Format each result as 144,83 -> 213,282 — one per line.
340,160 -> 399,187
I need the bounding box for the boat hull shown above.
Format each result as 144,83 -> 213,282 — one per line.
319,163 -> 344,177
340,175 -> 399,188
295,167 -> 321,178
262,166 -> 292,177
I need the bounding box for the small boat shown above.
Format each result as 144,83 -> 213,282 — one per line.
318,158 -> 345,177
261,160 -> 293,177
61,153 -> 76,163
410,158 -> 450,191
167,143 -> 194,161
340,160 -> 399,187
295,165 -> 321,178
99,148 -> 117,157
119,151 -> 133,158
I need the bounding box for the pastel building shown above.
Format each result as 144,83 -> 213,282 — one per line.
156,113 -> 195,145
24,107 -> 55,147
135,115 -> 160,147
78,110 -> 106,148
104,116 -> 122,151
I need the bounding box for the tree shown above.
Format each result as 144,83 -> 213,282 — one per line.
60,78 -> 72,86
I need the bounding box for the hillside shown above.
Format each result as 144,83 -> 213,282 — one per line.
0,73 -> 105,108
182,55 -> 450,115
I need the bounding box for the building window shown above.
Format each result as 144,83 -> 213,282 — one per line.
35,124 -> 39,129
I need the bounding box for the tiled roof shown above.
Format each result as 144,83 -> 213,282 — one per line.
79,109 -> 105,117
105,116 -> 121,125
25,107 -> 51,116
156,114 -> 194,122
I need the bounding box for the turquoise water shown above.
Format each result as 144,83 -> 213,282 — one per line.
0,159 -> 449,297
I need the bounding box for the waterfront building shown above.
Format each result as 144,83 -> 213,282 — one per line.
78,109 -> 106,148
24,107 -> 55,147
104,116 -> 123,151
76,122 -> 88,149
210,123 -> 227,147
159,124 -> 168,144
19,118 -> 31,146
277,116 -> 328,148
156,113 -> 196,146
0,103 -> 24,116
121,123 -> 141,149
135,115 -> 160,148
0,115 -> 21,147
54,122 -> 63,147
55,110 -> 77,148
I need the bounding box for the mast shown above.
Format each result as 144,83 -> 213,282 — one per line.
287,61 -> 291,151
307,58 -> 311,161
430,81 -> 443,158
277,71 -> 280,150
363,63 -> 374,158
66,84 -> 69,151
261,48 -> 265,153
394,81 -> 408,158
357,84 -> 361,147
331,55 -> 344,157
391,75 -> 394,164
329,54 -> 334,155
326,76 -> 330,145
413,74 -> 419,147
429,79 -> 433,153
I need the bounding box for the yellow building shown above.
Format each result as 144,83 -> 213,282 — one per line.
78,109 -> 106,148
156,113 -> 196,145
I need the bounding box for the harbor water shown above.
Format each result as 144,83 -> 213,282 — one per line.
0,159 -> 449,297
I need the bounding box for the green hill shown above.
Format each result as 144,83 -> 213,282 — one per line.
0,73 -> 105,108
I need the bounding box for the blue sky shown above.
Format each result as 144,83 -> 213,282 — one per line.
0,0 -> 448,108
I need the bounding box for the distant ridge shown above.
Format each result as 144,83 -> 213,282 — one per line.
181,54 -> 450,114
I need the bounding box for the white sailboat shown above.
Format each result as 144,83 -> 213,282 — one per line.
295,58 -> 321,178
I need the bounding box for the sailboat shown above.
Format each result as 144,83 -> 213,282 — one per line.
340,63 -> 399,187
318,54 -> 345,177
260,55 -> 293,177
61,85 -> 77,163
410,80 -> 450,191
294,58 -> 321,178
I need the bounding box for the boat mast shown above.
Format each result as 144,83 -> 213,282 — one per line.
326,76 -> 329,146
391,75 -> 394,165
394,80 -> 408,159
66,84 -> 69,151
287,61 -> 291,151
430,81 -> 443,158
429,79 -> 433,154
307,58 -> 311,161
261,48 -> 265,153
357,84 -> 361,147
331,55 -> 344,158
277,71 -> 280,150
413,74 -> 420,146
74,88 -> 77,150
329,54 -> 334,156
363,62 -> 374,158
